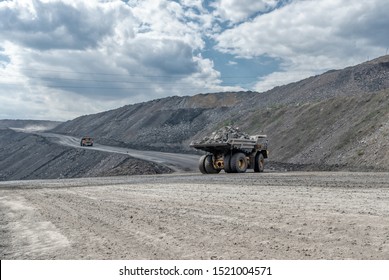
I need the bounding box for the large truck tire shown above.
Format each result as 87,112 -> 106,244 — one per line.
254,152 -> 265,172
230,152 -> 248,173
198,155 -> 208,174
204,155 -> 221,174
223,153 -> 233,173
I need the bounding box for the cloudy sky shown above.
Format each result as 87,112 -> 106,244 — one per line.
1,0 -> 388,121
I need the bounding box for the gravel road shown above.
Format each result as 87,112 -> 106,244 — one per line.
39,132 -> 199,172
1,171 -> 389,260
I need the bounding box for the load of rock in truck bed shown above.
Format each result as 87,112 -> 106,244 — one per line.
194,126 -> 251,144
190,126 -> 268,174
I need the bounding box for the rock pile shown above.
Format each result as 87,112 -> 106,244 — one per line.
197,126 -> 250,144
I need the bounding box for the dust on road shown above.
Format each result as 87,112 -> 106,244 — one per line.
1,172 -> 389,259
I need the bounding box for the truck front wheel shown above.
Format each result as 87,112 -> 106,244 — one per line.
223,154 -> 233,173
254,153 -> 265,172
230,152 -> 248,173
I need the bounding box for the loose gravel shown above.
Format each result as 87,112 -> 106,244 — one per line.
1,171 -> 389,259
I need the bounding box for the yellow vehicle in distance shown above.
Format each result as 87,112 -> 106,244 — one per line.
80,136 -> 94,147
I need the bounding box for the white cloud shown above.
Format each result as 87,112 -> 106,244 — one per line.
216,0 -> 389,91
1,0 -> 389,120
211,0 -> 279,23
0,0 -> 116,50
0,0 -> 226,120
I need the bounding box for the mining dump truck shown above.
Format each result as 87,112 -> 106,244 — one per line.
80,136 -> 94,147
190,128 -> 268,174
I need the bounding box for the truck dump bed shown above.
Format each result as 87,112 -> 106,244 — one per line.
190,138 -> 258,153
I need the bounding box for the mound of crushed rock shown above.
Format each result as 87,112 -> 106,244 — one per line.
196,126 -> 250,144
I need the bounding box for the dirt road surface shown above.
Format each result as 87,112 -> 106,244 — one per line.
39,132 -> 199,172
1,172 -> 389,259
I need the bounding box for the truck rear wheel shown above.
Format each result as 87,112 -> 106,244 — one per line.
198,155 -> 208,174
230,152 -> 248,173
199,155 -> 220,174
254,153 -> 265,172
204,155 -> 221,174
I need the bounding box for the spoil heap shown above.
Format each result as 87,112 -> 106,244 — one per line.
197,126 -> 250,144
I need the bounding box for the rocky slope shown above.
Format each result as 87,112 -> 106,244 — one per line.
50,92 -> 254,152
2,55 -> 388,180
0,129 -> 171,181
51,55 -> 389,171
239,89 -> 389,171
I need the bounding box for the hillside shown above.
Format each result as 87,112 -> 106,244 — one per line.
50,92 -> 255,152
0,129 -> 171,181
51,55 -> 389,171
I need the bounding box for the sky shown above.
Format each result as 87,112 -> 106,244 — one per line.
1,0 -> 389,121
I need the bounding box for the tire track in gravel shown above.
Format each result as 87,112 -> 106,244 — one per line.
0,193 -> 70,259
1,172 -> 389,259
25,189 -> 183,259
